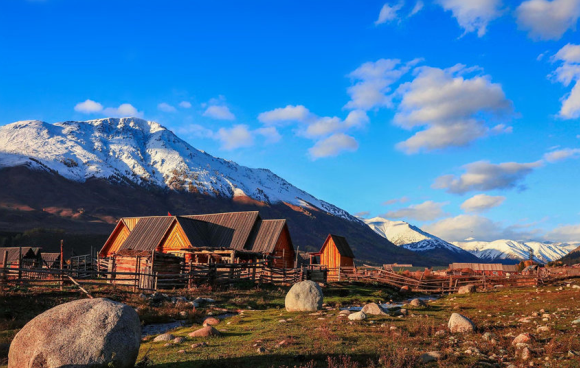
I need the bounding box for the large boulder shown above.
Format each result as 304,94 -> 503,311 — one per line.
8,298 -> 141,368
448,313 -> 475,333
457,284 -> 477,294
361,303 -> 387,315
285,281 -> 323,312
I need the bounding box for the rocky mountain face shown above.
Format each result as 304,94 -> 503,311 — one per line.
453,239 -> 578,264
364,217 -> 482,264
0,118 -> 430,266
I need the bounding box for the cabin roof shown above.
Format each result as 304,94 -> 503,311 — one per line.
247,219 -> 287,254
322,234 -> 355,258
182,211 -> 260,250
0,247 -> 41,266
119,216 -> 174,252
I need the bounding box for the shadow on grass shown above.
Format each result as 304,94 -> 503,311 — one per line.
148,353 -> 378,368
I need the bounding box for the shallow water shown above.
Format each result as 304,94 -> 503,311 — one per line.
341,295 -> 439,311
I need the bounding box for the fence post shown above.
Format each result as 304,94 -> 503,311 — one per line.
60,240 -> 64,291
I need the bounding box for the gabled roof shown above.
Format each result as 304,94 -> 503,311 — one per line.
41,252 -> 60,267
247,219 -> 287,253
118,216 -> 174,252
182,211 -> 260,250
321,234 -> 355,258
175,217 -> 211,248
99,219 -> 129,256
0,247 -> 41,266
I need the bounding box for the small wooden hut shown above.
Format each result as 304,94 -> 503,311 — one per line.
0,247 -> 42,269
316,234 -> 355,276
41,253 -> 61,269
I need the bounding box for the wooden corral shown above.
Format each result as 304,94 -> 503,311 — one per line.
448,263 -> 518,276
106,250 -> 183,289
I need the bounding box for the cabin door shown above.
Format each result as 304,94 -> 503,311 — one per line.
138,258 -> 155,290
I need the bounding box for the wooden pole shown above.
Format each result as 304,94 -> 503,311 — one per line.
60,240 -> 64,291
18,247 -> 22,282
1,250 -> 8,286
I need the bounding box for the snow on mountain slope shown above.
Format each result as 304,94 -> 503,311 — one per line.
364,217 -> 467,253
453,239 -> 575,263
0,118 -> 355,221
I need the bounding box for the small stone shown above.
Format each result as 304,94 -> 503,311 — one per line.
521,347 -> 532,360
409,299 -> 426,307
177,349 -> 186,354
536,326 -> 550,333
348,311 -> 367,321
420,351 -> 442,363
512,333 -> 535,346
203,317 -> 220,326
172,337 -> 186,344
448,313 -> 475,333
188,326 -> 221,338
191,342 -> 208,348
362,303 -> 387,315
154,333 -> 175,342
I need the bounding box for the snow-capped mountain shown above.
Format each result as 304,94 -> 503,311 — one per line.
452,240 -> 578,264
364,217 -> 481,263
0,118 -> 354,221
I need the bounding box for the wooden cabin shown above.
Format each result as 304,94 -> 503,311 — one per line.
0,247 -> 42,269
107,249 -> 182,288
41,253 -> 61,269
99,211 -> 295,269
316,235 -> 355,276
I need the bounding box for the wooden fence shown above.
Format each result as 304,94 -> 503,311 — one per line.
2,259 -> 578,293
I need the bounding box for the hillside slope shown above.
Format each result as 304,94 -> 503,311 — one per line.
0,118 -> 432,266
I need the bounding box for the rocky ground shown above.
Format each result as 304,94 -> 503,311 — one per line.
2,281 -> 580,367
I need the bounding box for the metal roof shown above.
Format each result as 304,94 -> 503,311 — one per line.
322,234 -> 355,259
118,216 -> 174,252
175,217 -> 211,248
0,247 -> 40,266
182,211 -> 260,250
246,219 -> 287,253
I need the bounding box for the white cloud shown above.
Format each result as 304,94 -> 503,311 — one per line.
257,105 -> 312,125
303,110 -> 369,138
393,64 -> 513,153
74,99 -> 104,114
550,44 -> 580,119
102,103 -> 143,118
203,105 -> 236,120
179,101 -> 192,109
308,133 -> 359,159
433,160 -> 542,194
215,124 -> 254,150
255,126 -> 282,144
544,147 -> 580,162
545,224 -> 580,242
516,0 -> 580,41
436,0 -> 503,37
409,1 -> 424,16
383,200 -> 449,221
382,196 -> 410,205
157,102 -> 176,113
461,194 -> 506,212
375,1 -> 404,25
354,211 -> 371,218
344,59 -> 416,111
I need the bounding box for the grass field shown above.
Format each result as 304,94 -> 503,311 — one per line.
2,281 -> 580,367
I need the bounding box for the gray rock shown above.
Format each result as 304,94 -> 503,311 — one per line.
361,303 -> 387,315
420,351 -> 442,363
285,281 -> 323,312
448,313 -> 475,333
8,298 -> 141,368
409,298 -> 426,307
154,333 -> 175,342
348,311 -> 366,321
457,284 -> 476,294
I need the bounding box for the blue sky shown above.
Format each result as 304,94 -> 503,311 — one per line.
1,0 -> 579,243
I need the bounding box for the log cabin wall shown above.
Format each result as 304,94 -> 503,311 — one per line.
272,226 -> 295,268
